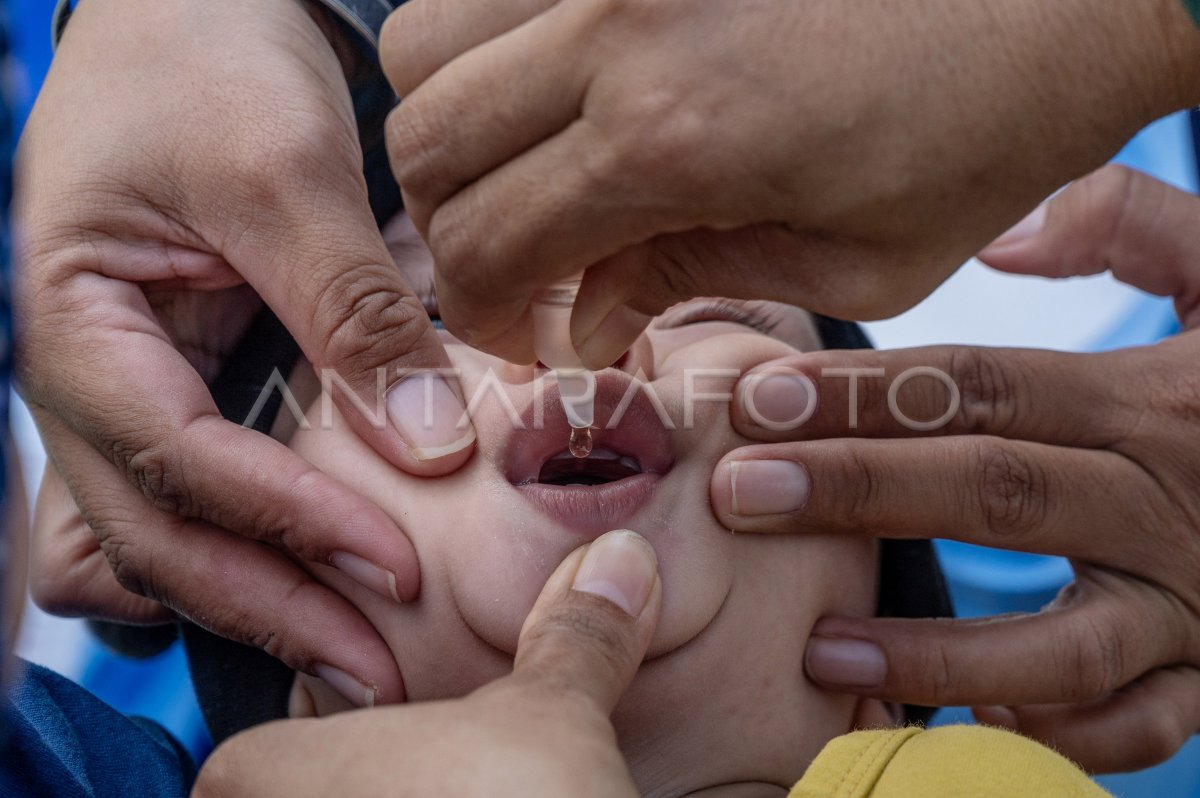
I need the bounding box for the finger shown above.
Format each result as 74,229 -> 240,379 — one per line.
191,717 -> 320,798
28,382 -> 421,607
30,460 -> 172,624
979,165 -> 1200,327
44,421 -> 405,707
710,436 -> 1157,565
386,4 -> 587,234
429,119 -> 698,362
571,226 -> 946,369
513,529 -> 662,714
199,135 -> 475,476
973,666 -> 1200,774
381,0 -> 556,96
804,576 -> 1188,707
728,345 -> 1132,449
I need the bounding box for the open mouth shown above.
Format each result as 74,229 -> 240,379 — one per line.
502,371 -> 675,530
536,447 -> 644,487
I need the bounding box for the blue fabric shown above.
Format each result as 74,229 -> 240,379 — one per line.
0,662 -> 194,798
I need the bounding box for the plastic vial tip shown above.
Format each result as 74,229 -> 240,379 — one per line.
568,426 -> 593,459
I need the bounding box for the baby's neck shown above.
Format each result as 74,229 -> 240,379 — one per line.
613,652 -> 838,798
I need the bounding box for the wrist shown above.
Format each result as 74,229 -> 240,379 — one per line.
1015,0 -> 1200,157
1109,0 -> 1200,119
1157,0 -> 1200,109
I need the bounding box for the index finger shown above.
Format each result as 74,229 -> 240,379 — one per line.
732,345 -> 1133,449
711,435 -> 1159,567
381,0 -> 556,96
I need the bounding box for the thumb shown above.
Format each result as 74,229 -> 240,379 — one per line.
229,180 -> 476,477
513,530 -> 662,714
978,165 -> 1200,328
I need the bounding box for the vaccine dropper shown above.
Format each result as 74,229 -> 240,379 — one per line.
531,277 -> 595,458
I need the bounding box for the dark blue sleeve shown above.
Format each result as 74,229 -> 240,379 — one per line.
0,663 -> 195,798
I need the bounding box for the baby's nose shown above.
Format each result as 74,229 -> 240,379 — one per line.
609,332 -> 655,380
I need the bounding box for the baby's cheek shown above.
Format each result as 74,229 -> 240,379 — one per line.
448,461 -> 740,660
447,513 -> 570,654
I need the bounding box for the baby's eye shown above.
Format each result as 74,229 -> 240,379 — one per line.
663,299 -> 780,336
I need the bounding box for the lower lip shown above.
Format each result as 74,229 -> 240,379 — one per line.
515,473 -> 660,534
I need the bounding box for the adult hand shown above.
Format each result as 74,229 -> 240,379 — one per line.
710,165 -> 1200,773
379,0 -> 1200,367
17,0 -> 477,705
192,530 -> 661,798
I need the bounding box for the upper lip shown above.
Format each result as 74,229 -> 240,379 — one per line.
503,370 -> 675,486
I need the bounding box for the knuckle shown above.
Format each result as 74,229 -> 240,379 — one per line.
925,643 -> 956,705
839,447 -> 883,528
905,639 -> 956,705
1143,356 -> 1200,428
627,94 -> 703,174
386,104 -> 450,200
426,209 -> 488,293
648,244 -> 703,305
974,441 -> 1049,539
1065,612 -> 1128,700
950,348 -> 1021,434
232,578 -> 322,673
230,115 -> 351,202
119,437 -> 199,519
1134,709 -> 1189,769
97,532 -> 153,600
314,265 -> 433,372
255,468 -> 327,554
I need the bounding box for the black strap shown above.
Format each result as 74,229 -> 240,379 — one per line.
813,315 -> 952,725
183,309 -> 300,744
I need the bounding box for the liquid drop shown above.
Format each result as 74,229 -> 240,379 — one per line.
568,426 -> 593,459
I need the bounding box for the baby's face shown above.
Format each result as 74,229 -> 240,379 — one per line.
287,217 -> 882,798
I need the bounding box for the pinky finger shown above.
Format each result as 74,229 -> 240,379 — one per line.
973,665 -> 1200,774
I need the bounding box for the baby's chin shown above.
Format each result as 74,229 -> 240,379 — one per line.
441,453 -> 739,660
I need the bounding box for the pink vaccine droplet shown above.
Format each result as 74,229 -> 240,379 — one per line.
569,426 -> 593,459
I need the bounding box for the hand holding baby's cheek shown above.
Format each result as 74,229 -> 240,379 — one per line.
18,0 -> 483,701
711,166 -> 1200,773
194,531 -> 661,798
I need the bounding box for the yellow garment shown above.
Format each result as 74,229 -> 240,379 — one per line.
790,725 -> 1111,798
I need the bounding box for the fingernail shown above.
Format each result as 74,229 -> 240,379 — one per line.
313,664 -> 378,708
722,460 -> 810,516
983,205 -> 1047,253
572,529 -> 658,617
330,550 -> 401,603
386,373 -> 476,461
576,305 -> 653,370
806,637 -> 887,689
741,372 -> 817,429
